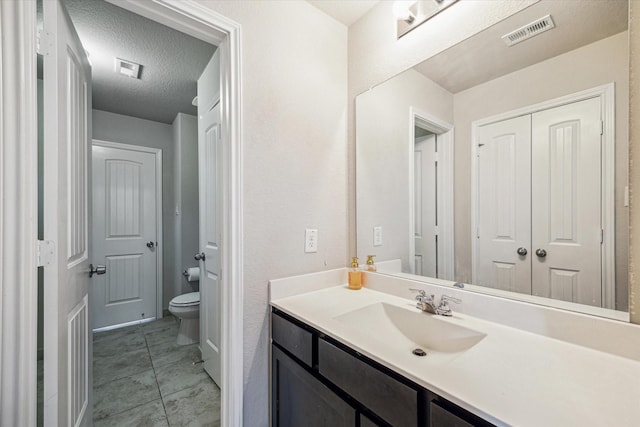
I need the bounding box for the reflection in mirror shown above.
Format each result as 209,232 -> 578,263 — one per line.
356,0 -> 629,315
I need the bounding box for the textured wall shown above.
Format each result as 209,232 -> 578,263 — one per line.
629,0 -> 640,323
172,113 -> 200,299
195,1 -> 348,424
92,109 -> 176,309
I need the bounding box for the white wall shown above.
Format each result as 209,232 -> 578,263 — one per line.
172,113 -> 199,298
356,69 -> 453,270
92,109 -> 176,309
195,2 -> 348,424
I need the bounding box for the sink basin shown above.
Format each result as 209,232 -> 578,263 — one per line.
334,302 -> 486,354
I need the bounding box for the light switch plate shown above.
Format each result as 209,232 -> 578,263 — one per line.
305,229 -> 318,253
373,226 -> 383,246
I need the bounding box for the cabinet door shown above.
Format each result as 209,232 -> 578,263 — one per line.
272,345 -> 356,427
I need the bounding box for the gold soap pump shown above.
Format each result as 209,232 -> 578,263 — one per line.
348,257 -> 363,290
366,255 -> 376,272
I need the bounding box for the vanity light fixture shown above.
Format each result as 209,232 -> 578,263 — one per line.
395,0 -> 459,39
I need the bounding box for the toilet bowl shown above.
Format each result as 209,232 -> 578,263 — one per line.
168,291 -> 200,345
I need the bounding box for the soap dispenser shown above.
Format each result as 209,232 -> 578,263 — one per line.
366,255 -> 377,272
348,257 -> 363,290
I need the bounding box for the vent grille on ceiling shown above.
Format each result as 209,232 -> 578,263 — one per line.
502,14 -> 555,47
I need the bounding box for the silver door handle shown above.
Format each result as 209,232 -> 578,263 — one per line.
146,241 -> 155,248
89,264 -> 106,278
194,252 -> 206,261
535,248 -> 547,258
517,247 -> 528,256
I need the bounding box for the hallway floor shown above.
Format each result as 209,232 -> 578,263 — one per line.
93,316 -> 220,426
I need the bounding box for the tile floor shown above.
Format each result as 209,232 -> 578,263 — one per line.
93,315 -> 220,426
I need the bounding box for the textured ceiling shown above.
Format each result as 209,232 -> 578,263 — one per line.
63,0 -> 216,124
307,0 -> 380,26
414,0 -> 628,94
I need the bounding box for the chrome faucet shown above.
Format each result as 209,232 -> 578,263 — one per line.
410,289 -> 462,316
410,289 -> 438,314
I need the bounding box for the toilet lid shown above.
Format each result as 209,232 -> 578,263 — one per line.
170,291 -> 200,306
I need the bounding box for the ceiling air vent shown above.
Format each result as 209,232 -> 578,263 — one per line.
502,14 -> 555,47
114,58 -> 142,79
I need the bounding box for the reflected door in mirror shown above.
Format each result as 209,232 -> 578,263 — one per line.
476,97 -> 603,307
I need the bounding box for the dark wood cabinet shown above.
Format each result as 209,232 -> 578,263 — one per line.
272,345 -> 356,427
271,309 -> 495,427
318,338 -> 418,427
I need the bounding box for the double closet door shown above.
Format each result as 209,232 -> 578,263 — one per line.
476,97 -> 603,307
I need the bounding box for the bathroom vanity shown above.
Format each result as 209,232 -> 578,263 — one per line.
272,308 -> 492,426
269,269 -> 640,427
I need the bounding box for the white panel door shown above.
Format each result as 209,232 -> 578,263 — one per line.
476,115 -> 531,294
91,145 -> 158,329
198,51 -> 222,386
531,98 -> 602,305
42,0 -> 92,425
414,135 -> 437,277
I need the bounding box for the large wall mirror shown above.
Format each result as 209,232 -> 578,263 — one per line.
356,0 -> 630,319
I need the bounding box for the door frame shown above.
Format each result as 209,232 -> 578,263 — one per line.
471,83 -> 616,309
0,1 -> 38,425
105,3 -> 244,425
408,107 -> 455,280
91,139 -> 164,326
1,0 -> 244,425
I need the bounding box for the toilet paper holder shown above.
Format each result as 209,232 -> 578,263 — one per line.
182,270 -> 189,277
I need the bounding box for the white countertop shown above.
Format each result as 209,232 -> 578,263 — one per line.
270,283 -> 640,427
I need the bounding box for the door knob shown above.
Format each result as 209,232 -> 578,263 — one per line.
535,248 -> 547,258
194,252 -> 206,261
516,247 -> 528,256
89,264 -> 106,278
146,241 -> 155,248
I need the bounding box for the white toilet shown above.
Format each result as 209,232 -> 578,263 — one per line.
168,291 -> 200,345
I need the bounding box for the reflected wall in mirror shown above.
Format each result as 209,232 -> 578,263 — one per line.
356,0 -> 629,314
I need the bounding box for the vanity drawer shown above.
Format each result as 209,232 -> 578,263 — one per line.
271,311 -> 313,367
318,338 -> 418,427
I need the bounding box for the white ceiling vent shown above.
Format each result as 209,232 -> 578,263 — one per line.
114,58 -> 142,79
502,15 -> 555,47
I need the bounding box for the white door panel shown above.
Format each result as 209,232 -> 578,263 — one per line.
531,97 -> 602,305
198,51 -> 222,386
414,135 -> 437,277
476,115 -> 532,294
91,145 -> 158,328
43,0 -> 92,424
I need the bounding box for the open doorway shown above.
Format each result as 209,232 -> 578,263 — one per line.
42,1 -> 241,424
409,108 -> 455,281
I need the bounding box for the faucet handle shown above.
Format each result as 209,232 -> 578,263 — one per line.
440,295 -> 461,304
436,295 -> 461,316
409,288 -> 426,296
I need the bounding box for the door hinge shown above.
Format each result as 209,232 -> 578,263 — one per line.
37,30 -> 53,56
434,225 -> 439,236
434,153 -> 440,163
601,229 -> 604,244
37,240 -> 56,267
600,120 -> 604,136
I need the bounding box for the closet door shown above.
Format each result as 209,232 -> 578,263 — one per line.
476,115 -> 531,294
531,97 -> 602,306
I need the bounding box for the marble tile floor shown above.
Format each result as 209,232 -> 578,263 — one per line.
93,316 -> 221,427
